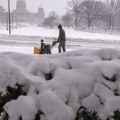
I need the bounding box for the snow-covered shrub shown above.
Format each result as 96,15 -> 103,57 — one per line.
4,96 -> 38,120
0,84 -> 26,119
75,106 -> 100,120
95,48 -> 120,60
1,49 -> 120,120
112,110 -> 120,120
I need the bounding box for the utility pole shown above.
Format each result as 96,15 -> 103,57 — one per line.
8,0 -> 11,35
6,12 -> 8,30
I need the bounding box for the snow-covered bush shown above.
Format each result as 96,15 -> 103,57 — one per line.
1,49 -> 120,120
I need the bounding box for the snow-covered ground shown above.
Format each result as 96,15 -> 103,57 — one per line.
0,26 -> 120,120
0,26 -> 120,54
1,26 -> 120,40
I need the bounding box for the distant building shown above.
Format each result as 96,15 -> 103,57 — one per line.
37,7 -> 45,25
0,0 -> 45,26
12,0 -> 45,26
0,6 -> 6,24
12,0 -> 30,23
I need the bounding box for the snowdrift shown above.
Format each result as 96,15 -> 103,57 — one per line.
1,48 -> 120,120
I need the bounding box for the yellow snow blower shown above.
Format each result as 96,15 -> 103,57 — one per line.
34,39 -> 56,54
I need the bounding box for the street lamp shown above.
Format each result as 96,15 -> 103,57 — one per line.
8,0 -> 11,34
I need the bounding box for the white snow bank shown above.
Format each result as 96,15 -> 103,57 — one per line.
1,48 -> 120,120
4,96 -> 37,120
0,26 -> 120,41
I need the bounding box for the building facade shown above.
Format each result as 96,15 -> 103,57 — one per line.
0,0 -> 45,27
0,6 -> 6,24
12,0 -> 30,24
12,0 -> 45,26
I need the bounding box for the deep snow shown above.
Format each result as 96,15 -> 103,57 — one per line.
0,48 -> 120,120
1,26 -> 120,41
0,26 -> 120,120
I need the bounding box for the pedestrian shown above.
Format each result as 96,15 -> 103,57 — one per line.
55,24 -> 66,53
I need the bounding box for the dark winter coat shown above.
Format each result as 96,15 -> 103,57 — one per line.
57,28 -> 66,43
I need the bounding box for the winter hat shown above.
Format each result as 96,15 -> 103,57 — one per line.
58,24 -> 62,29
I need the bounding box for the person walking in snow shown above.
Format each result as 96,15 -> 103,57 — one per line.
54,24 -> 66,53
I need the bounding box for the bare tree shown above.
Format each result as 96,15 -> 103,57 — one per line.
62,12 -> 73,27
79,0 -> 106,28
105,0 -> 120,27
67,0 -> 82,28
43,11 -> 59,28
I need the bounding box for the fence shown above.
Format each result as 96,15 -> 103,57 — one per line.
74,27 -> 120,35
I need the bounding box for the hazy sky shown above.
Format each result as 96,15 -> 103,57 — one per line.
0,0 -> 70,17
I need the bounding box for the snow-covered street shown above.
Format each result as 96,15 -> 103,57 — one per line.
0,26 -> 120,54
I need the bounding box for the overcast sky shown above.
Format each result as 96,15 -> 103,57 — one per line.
0,0 -> 70,17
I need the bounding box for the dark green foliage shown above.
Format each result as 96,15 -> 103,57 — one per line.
44,72 -> 54,80
114,89 -> 119,96
19,116 -> 22,120
0,84 -> 26,119
0,81 -> 120,120
35,111 -> 41,120
101,57 -> 112,61
102,74 -> 117,82
16,111 -> 45,120
75,107 -> 100,120
112,110 -> 120,120
0,111 -> 8,120
0,83 -> 46,120
35,111 -> 44,120
75,107 -> 120,120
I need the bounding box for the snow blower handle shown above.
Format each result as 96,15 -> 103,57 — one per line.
52,38 -> 59,45
52,41 -> 56,46
52,38 -> 56,45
